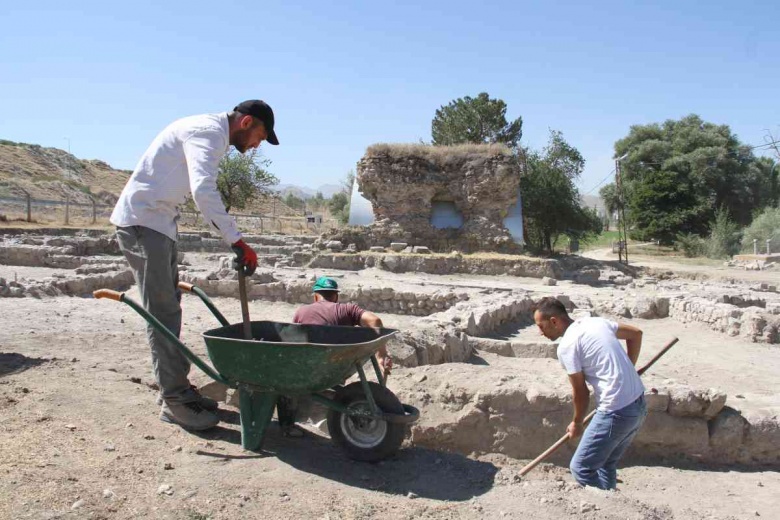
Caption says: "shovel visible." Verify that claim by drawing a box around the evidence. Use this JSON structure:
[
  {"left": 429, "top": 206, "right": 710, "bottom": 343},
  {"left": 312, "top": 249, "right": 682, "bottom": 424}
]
[
  {"left": 237, "top": 268, "right": 252, "bottom": 340},
  {"left": 518, "top": 337, "right": 679, "bottom": 477}
]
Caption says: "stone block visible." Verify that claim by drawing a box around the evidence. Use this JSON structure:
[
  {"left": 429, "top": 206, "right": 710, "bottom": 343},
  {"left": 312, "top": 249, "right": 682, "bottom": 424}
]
[
  {"left": 468, "top": 336, "right": 513, "bottom": 357},
  {"left": 413, "top": 246, "right": 431, "bottom": 254},
  {"left": 574, "top": 268, "right": 600, "bottom": 284},
  {"left": 369, "top": 246, "right": 385, "bottom": 252},
  {"left": 541, "top": 276, "right": 557, "bottom": 286},
  {"left": 326, "top": 240, "right": 343, "bottom": 252},
  {"left": 708, "top": 407, "right": 748, "bottom": 454},
  {"left": 634, "top": 412, "right": 710, "bottom": 457},
  {"left": 667, "top": 386, "right": 726, "bottom": 418},
  {"left": 509, "top": 342, "right": 558, "bottom": 359},
  {"left": 389, "top": 242, "right": 407, "bottom": 252},
  {"left": 629, "top": 296, "right": 657, "bottom": 319},
  {"left": 644, "top": 389, "right": 670, "bottom": 412}
]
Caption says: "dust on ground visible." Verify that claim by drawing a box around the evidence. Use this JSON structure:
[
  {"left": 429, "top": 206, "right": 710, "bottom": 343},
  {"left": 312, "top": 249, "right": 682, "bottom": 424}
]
[{"left": 1, "top": 260, "right": 779, "bottom": 519}]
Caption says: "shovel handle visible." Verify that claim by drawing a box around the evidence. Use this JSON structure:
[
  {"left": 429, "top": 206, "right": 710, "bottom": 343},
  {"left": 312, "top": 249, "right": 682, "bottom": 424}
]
[
  {"left": 93, "top": 289, "right": 123, "bottom": 301},
  {"left": 238, "top": 269, "right": 252, "bottom": 340},
  {"left": 517, "top": 337, "right": 679, "bottom": 477}
]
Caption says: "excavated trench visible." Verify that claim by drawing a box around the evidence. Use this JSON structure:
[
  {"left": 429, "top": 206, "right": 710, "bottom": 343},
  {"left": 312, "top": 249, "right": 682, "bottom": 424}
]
[{"left": 2, "top": 230, "right": 779, "bottom": 468}]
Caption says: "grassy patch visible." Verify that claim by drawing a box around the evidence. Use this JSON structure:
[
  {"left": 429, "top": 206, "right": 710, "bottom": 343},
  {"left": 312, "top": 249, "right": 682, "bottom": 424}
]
[{"left": 580, "top": 230, "right": 621, "bottom": 251}]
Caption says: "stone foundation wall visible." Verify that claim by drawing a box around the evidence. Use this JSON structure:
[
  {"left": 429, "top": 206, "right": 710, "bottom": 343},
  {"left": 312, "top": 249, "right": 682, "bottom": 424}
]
[
  {"left": 391, "top": 361, "right": 780, "bottom": 467},
  {"left": 310, "top": 253, "right": 562, "bottom": 279},
  {"left": 180, "top": 272, "right": 468, "bottom": 317},
  {"left": 0, "top": 269, "right": 133, "bottom": 298},
  {"left": 668, "top": 296, "right": 779, "bottom": 344}
]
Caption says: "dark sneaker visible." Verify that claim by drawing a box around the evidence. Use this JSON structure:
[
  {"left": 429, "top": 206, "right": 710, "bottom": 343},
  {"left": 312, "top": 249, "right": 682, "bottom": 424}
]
[
  {"left": 157, "top": 385, "right": 219, "bottom": 412},
  {"left": 160, "top": 401, "right": 219, "bottom": 431}
]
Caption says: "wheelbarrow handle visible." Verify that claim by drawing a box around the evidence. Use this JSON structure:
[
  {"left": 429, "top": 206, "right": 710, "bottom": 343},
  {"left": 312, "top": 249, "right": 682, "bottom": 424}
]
[
  {"left": 177, "top": 281, "right": 230, "bottom": 327},
  {"left": 93, "top": 289, "right": 124, "bottom": 301},
  {"left": 93, "top": 287, "right": 230, "bottom": 386},
  {"left": 178, "top": 282, "right": 194, "bottom": 292}
]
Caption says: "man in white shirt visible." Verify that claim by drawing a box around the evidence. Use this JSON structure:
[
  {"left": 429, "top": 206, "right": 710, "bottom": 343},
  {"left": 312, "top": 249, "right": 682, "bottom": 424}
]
[
  {"left": 533, "top": 296, "right": 647, "bottom": 490},
  {"left": 110, "top": 100, "right": 278, "bottom": 431}
]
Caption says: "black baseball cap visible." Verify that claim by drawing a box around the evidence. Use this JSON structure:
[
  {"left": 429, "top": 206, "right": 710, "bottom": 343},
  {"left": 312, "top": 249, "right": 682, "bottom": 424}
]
[{"left": 234, "top": 100, "right": 279, "bottom": 145}]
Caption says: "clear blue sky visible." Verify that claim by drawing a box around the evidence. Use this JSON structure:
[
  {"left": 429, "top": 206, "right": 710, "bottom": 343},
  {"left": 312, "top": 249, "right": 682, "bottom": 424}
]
[{"left": 1, "top": 0, "right": 778, "bottom": 195}]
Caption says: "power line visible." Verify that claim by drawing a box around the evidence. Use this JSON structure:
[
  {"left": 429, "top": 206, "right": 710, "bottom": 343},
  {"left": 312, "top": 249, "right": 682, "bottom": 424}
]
[
  {"left": 584, "top": 168, "right": 616, "bottom": 195},
  {"left": 585, "top": 138, "right": 780, "bottom": 194}
]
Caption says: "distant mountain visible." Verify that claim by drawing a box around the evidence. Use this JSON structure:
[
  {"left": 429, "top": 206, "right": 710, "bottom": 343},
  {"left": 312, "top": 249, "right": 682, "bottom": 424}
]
[{"left": 275, "top": 183, "right": 344, "bottom": 199}]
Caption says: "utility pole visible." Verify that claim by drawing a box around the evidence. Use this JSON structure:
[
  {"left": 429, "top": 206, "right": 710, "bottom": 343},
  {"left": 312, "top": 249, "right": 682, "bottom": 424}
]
[{"left": 615, "top": 155, "right": 629, "bottom": 265}]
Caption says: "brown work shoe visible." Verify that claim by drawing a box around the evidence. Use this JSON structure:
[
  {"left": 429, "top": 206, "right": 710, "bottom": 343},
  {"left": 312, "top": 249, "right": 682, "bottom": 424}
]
[
  {"left": 157, "top": 385, "right": 219, "bottom": 411},
  {"left": 160, "top": 401, "right": 219, "bottom": 431}
]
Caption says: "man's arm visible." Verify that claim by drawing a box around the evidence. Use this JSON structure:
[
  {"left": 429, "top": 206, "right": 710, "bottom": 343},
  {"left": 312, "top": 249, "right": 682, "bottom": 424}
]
[
  {"left": 567, "top": 372, "right": 590, "bottom": 439},
  {"left": 183, "top": 130, "right": 241, "bottom": 246},
  {"left": 615, "top": 323, "right": 643, "bottom": 366},
  {"left": 359, "top": 311, "right": 382, "bottom": 328},
  {"left": 359, "top": 311, "right": 392, "bottom": 373}
]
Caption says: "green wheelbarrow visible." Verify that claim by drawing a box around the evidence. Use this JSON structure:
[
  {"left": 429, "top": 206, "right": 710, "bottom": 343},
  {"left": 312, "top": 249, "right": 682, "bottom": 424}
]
[{"left": 93, "top": 282, "right": 419, "bottom": 462}]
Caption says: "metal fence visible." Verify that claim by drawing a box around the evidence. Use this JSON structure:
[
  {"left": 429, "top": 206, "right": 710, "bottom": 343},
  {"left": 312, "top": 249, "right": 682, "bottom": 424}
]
[{"left": 0, "top": 195, "right": 338, "bottom": 235}]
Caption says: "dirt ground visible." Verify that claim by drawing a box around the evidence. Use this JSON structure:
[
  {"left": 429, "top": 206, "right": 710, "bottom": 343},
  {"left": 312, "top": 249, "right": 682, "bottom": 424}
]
[{"left": 2, "top": 262, "right": 780, "bottom": 519}]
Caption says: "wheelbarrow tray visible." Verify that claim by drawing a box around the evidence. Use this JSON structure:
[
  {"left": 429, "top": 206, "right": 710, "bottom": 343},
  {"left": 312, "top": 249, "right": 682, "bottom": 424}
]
[{"left": 202, "top": 321, "right": 397, "bottom": 393}]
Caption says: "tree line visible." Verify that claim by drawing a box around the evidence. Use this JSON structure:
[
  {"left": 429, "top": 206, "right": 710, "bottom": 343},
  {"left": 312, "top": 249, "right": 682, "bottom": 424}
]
[
  {"left": 600, "top": 115, "right": 779, "bottom": 249},
  {"left": 431, "top": 93, "right": 779, "bottom": 255},
  {"left": 212, "top": 92, "right": 778, "bottom": 255}
]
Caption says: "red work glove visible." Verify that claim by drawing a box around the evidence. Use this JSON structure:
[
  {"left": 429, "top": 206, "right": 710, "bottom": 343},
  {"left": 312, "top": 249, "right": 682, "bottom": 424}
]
[{"left": 230, "top": 239, "right": 257, "bottom": 276}]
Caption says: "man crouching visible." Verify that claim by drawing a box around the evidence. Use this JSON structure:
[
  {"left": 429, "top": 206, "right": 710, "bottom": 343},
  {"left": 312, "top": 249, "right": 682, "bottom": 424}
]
[{"left": 533, "top": 296, "right": 647, "bottom": 490}]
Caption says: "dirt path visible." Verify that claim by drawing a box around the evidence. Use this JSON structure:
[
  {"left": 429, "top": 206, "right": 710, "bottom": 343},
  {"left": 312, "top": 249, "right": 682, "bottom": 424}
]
[
  {"left": 583, "top": 248, "right": 777, "bottom": 284},
  {"left": 1, "top": 293, "right": 778, "bottom": 519}
]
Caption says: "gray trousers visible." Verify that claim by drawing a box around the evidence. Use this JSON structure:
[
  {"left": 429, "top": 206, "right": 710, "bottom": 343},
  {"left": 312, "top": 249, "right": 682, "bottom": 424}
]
[{"left": 116, "top": 226, "right": 194, "bottom": 403}]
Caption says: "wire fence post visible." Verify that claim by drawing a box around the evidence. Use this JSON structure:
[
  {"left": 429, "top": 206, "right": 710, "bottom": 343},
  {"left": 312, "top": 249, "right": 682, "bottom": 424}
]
[
  {"left": 91, "top": 197, "right": 97, "bottom": 224},
  {"left": 26, "top": 193, "right": 32, "bottom": 222},
  {"left": 64, "top": 195, "right": 70, "bottom": 225}
]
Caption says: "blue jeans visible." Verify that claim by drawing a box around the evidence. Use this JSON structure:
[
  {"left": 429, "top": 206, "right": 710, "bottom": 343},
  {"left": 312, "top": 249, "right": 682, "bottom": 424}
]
[{"left": 570, "top": 395, "right": 647, "bottom": 490}]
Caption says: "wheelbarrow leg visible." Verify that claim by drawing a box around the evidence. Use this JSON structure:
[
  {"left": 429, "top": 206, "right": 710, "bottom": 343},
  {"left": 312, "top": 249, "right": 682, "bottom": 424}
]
[
  {"left": 354, "top": 362, "right": 380, "bottom": 415},
  {"left": 238, "top": 387, "right": 277, "bottom": 451}
]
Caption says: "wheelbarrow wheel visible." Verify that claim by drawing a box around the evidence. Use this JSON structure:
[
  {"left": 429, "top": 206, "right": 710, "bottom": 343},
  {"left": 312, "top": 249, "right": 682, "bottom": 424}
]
[{"left": 327, "top": 382, "right": 405, "bottom": 462}]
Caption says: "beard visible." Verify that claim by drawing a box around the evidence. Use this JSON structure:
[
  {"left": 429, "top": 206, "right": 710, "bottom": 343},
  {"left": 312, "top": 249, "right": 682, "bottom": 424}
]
[{"left": 232, "top": 130, "right": 251, "bottom": 153}]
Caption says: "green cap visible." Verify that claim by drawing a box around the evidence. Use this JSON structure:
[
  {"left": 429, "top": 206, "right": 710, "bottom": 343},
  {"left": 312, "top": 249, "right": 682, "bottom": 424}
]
[{"left": 312, "top": 276, "right": 339, "bottom": 292}]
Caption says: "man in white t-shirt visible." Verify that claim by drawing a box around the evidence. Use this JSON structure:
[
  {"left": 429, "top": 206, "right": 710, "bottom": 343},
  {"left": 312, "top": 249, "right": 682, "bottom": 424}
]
[
  {"left": 110, "top": 100, "right": 278, "bottom": 431},
  {"left": 533, "top": 296, "right": 647, "bottom": 490}
]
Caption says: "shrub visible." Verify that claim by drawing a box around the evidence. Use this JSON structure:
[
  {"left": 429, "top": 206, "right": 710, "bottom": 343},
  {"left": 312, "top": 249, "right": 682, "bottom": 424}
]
[
  {"left": 705, "top": 207, "right": 742, "bottom": 259},
  {"left": 675, "top": 232, "right": 706, "bottom": 257},
  {"left": 741, "top": 207, "right": 780, "bottom": 253}
]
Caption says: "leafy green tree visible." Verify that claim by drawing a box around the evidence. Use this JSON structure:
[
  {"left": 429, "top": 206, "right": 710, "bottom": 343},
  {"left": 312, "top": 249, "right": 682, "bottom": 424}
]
[
  {"left": 216, "top": 148, "right": 277, "bottom": 212},
  {"left": 521, "top": 130, "right": 602, "bottom": 253},
  {"left": 599, "top": 183, "right": 620, "bottom": 215},
  {"left": 325, "top": 170, "right": 354, "bottom": 225},
  {"left": 309, "top": 191, "right": 325, "bottom": 210},
  {"left": 431, "top": 93, "right": 522, "bottom": 148},
  {"left": 614, "top": 114, "right": 775, "bottom": 243},
  {"left": 328, "top": 191, "right": 350, "bottom": 225}
]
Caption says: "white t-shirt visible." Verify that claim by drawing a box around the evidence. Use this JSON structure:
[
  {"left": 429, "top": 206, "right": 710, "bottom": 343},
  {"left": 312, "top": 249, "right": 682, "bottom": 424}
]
[
  {"left": 557, "top": 317, "right": 644, "bottom": 412},
  {"left": 110, "top": 112, "right": 241, "bottom": 245}
]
